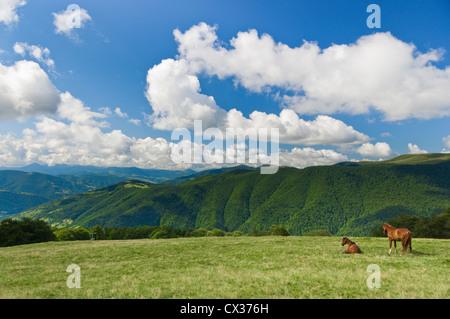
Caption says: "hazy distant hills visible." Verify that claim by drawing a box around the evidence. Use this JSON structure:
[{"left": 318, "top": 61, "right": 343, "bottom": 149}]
[
  {"left": 0, "top": 163, "right": 195, "bottom": 183},
  {"left": 0, "top": 164, "right": 196, "bottom": 219},
  {"left": 15, "top": 154, "right": 450, "bottom": 236}
]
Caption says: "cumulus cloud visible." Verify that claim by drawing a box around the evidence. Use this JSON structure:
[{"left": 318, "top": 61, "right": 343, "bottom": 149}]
[
  {"left": 0, "top": 0, "right": 26, "bottom": 26},
  {"left": 356, "top": 142, "right": 394, "bottom": 158},
  {"left": 407, "top": 143, "right": 428, "bottom": 154},
  {"left": 279, "top": 147, "right": 348, "bottom": 168},
  {"left": 0, "top": 90, "right": 353, "bottom": 170},
  {"left": 225, "top": 109, "right": 369, "bottom": 145},
  {"left": 14, "top": 42, "right": 55, "bottom": 70},
  {"left": 0, "top": 92, "right": 179, "bottom": 169},
  {"left": 174, "top": 23, "right": 450, "bottom": 121},
  {"left": 145, "top": 53, "right": 369, "bottom": 146},
  {"left": 52, "top": 5, "right": 91, "bottom": 38},
  {"left": 145, "top": 58, "right": 226, "bottom": 130},
  {"left": 0, "top": 60, "right": 60, "bottom": 121}
]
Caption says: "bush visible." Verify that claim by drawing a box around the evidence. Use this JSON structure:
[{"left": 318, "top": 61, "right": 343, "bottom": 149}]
[
  {"left": 0, "top": 218, "right": 56, "bottom": 247},
  {"left": 55, "top": 227, "right": 90, "bottom": 241},
  {"left": 270, "top": 225, "right": 290, "bottom": 236},
  {"left": 185, "top": 228, "right": 207, "bottom": 237},
  {"left": 150, "top": 225, "right": 180, "bottom": 239},
  {"left": 228, "top": 231, "right": 244, "bottom": 237},
  {"left": 206, "top": 228, "right": 226, "bottom": 237}
]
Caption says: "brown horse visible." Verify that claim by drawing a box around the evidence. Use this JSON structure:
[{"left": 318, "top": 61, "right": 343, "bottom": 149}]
[
  {"left": 341, "top": 237, "right": 362, "bottom": 254},
  {"left": 383, "top": 223, "right": 412, "bottom": 256}
]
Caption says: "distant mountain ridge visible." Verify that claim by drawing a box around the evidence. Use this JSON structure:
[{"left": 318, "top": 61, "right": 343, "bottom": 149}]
[
  {"left": 15, "top": 154, "right": 450, "bottom": 236},
  {"left": 0, "top": 163, "right": 196, "bottom": 183},
  {"left": 0, "top": 163, "right": 254, "bottom": 218}
]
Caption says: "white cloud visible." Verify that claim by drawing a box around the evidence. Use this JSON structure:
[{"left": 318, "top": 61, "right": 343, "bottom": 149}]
[
  {"left": 441, "top": 135, "right": 450, "bottom": 153},
  {"left": 14, "top": 42, "right": 55, "bottom": 70},
  {"left": 145, "top": 58, "right": 226, "bottom": 130},
  {"left": 356, "top": 142, "right": 394, "bottom": 158},
  {"left": 174, "top": 23, "right": 450, "bottom": 121},
  {"left": 279, "top": 147, "right": 348, "bottom": 168},
  {"left": 0, "top": 91, "right": 354, "bottom": 170},
  {"left": 128, "top": 118, "right": 141, "bottom": 126},
  {"left": 225, "top": 108, "right": 369, "bottom": 145},
  {"left": 443, "top": 135, "right": 450, "bottom": 149},
  {"left": 114, "top": 107, "right": 128, "bottom": 118},
  {"left": 52, "top": 5, "right": 91, "bottom": 38},
  {"left": 0, "top": 60, "right": 60, "bottom": 121},
  {"left": 407, "top": 143, "right": 428, "bottom": 154},
  {"left": 0, "top": 0, "right": 26, "bottom": 26},
  {"left": 0, "top": 92, "right": 181, "bottom": 169},
  {"left": 145, "top": 56, "right": 369, "bottom": 146}
]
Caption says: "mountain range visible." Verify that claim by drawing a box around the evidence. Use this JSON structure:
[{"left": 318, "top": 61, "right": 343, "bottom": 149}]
[
  {"left": 0, "top": 164, "right": 195, "bottom": 219},
  {"left": 14, "top": 153, "right": 450, "bottom": 236}
]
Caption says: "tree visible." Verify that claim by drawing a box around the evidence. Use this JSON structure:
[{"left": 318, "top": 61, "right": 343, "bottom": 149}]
[
  {"left": 0, "top": 218, "right": 56, "bottom": 247},
  {"left": 55, "top": 227, "right": 90, "bottom": 241},
  {"left": 90, "top": 225, "right": 106, "bottom": 240},
  {"left": 270, "top": 225, "right": 290, "bottom": 236}
]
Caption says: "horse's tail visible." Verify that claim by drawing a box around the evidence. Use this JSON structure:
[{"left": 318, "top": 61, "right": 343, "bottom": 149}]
[{"left": 407, "top": 232, "right": 412, "bottom": 253}]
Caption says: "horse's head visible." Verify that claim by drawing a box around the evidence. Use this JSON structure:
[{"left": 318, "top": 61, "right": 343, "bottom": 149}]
[
  {"left": 341, "top": 237, "right": 348, "bottom": 246},
  {"left": 383, "top": 224, "right": 389, "bottom": 234}
]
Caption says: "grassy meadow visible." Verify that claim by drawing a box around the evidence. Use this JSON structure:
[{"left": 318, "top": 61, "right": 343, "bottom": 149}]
[{"left": 0, "top": 236, "right": 448, "bottom": 299}]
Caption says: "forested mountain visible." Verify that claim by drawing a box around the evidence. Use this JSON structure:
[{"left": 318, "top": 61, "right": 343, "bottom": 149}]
[
  {"left": 0, "top": 165, "right": 198, "bottom": 219},
  {"left": 16, "top": 154, "right": 450, "bottom": 236},
  {"left": 0, "top": 169, "right": 137, "bottom": 219}
]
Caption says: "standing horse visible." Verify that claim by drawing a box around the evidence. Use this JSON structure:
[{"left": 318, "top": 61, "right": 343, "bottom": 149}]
[
  {"left": 383, "top": 223, "right": 412, "bottom": 256},
  {"left": 341, "top": 237, "right": 362, "bottom": 254}
]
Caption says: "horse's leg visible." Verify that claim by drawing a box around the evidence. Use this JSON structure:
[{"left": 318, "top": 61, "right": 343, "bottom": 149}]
[
  {"left": 389, "top": 238, "right": 392, "bottom": 254},
  {"left": 408, "top": 235, "right": 413, "bottom": 256},
  {"left": 393, "top": 240, "right": 397, "bottom": 254},
  {"left": 400, "top": 239, "right": 406, "bottom": 256}
]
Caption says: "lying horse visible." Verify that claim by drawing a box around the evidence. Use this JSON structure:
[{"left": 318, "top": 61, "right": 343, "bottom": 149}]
[
  {"left": 341, "top": 237, "right": 362, "bottom": 254},
  {"left": 383, "top": 223, "right": 412, "bottom": 256}
]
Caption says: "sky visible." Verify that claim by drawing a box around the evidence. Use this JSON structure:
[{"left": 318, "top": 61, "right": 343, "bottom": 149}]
[{"left": 0, "top": 0, "right": 449, "bottom": 170}]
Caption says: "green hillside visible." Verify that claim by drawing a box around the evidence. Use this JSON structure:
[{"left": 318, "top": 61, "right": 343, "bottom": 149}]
[
  {"left": 0, "top": 190, "right": 49, "bottom": 219},
  {"left": 337, "top": 153, "right": 450, "bottom": 166},
  {"left": 16, "top": 154, "right": 450, "bottom": 236},
  {"left": 0, "top": 170, "right": 128, "bottom": 219}
]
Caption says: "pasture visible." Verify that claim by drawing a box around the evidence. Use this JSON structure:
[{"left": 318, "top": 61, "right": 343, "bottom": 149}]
[{"left": 0, "top": 236, "right": 448, "bottom": 298}]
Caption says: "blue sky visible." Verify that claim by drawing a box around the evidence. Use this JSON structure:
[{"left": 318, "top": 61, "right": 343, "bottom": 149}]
[{"left": 0, "top": 0, "right": 449, "bottom": 169}]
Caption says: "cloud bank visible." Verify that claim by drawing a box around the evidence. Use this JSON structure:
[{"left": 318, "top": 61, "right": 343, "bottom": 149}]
[{"left": 172, "top": 23, "right": 450, "bottom": 121}]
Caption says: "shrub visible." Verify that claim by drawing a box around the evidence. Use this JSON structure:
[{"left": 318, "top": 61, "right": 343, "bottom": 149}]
[
  {"left": 270, "top": 225, "right": 290, "bottom": 236},
  {"left": 206, "top": 228, "right": 226, "bottom": 237},
  {"left": 55, "top": 227, "right": 90, "bottom": 241},
  {"left": 228, "top": 231, "right": 244, "bottom": 237}
]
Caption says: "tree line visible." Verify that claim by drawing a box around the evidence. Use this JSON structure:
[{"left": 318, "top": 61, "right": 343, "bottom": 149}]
[
  {"left": 0, "top": 208, "right": 448, "bottom": 247},
  {"left": 0, "top": 219, "right": 290, "bottom": 247}
]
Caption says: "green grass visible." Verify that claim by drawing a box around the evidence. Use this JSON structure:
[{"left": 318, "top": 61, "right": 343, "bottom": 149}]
[{"left": 0, "top": 236, "right": 448, "bottom": 299}]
